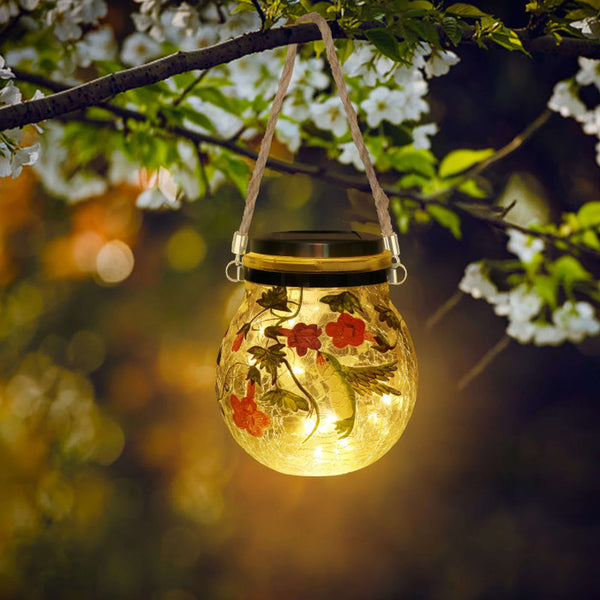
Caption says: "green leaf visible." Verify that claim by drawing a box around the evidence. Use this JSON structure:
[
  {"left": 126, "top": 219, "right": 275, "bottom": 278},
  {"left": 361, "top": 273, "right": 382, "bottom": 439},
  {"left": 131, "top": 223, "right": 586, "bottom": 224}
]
[
  {"left": 438, "top": 148, "right": 494, "bottom": 178},
  {"left": 458, "top": 178, "right": 488, "bottom": 198},
  {"left": 335, "top": 38, "right": 355, "bottom": 66},
  {"left": 319, "top": 291, "right": 363, "bottom": 314},
  {"left": 442, "top": 16, "right": 462, "bottom": 45},
  {"left": 427, "top": 204, "right": 462, "bottom": 238},
  {"left": 248, "top": 344, "right": 286, "bottom": 382},
  {"left": 446, "top": 3, "right": 489, "bottom": 17},
  {"left": 247, "top": 365, "right": 262, "bottom": 386},
  {"left": 365, "top": 28, "right": 403, "bottom": 62},
  {"left": 374, "top": 304, "right": 402, "bottom": 331},
  {"left": 262, "top": 388, "right": 309, "bottom": 412},
  {"left": 551, "top": 256, "right": 593, "bottom": 293},
  {"left": 577, "top": 201, "right": 600, "bottom": 226},
  {"left": 488, "top": 27, "right": 528, "bottom": 54},
  {"left": 264, "top": 325, "right": 283, "bottom": 340},
  {"left": 388, "top": 147, "right": 437, "bottom": 177},
  {"left": 213, "top": 153, "right": 250, "bottom": 196},
  {"left": 534, "top": 275, "right": 558, "bottom": 309},
  {"left": 257, "top": 286, "right": 291, "bottom": 312}
]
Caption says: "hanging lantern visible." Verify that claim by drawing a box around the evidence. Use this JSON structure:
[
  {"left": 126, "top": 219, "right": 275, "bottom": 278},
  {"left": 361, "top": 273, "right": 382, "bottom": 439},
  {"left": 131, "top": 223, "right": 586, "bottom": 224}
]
[
  {"left": 216, "top": 231, "right": 417, "bottom": 476},
  {"left": 215, "top": 13, "right": 418, "bottom": 475}
]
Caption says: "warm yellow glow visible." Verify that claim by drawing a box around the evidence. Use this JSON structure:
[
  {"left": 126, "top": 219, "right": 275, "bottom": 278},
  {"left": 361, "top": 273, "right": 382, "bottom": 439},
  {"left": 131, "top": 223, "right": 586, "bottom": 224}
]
[
  {"left": 95, "top": 240, "right": 134, "bottom": 283},
  {"left": 216, "top": 282, "right": 417, "bottom": 476}
]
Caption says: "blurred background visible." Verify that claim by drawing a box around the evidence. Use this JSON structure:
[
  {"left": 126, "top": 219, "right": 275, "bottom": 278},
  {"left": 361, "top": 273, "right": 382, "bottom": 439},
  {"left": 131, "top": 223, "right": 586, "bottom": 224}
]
[{"left": 1, "top": 3, "right": 599, "bottom": 599}]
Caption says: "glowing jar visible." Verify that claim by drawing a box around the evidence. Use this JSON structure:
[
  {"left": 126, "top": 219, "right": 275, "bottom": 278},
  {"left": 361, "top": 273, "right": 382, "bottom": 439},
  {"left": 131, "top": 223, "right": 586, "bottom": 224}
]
[{"left": 216, "top": 231, "right": 417, "bottom": 476}]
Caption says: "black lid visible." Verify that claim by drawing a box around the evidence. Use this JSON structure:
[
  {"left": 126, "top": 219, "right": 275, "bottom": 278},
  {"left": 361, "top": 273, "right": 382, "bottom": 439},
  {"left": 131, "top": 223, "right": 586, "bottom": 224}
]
[{"left": 249, "top": 231, "right": 383, "bottom": 258}]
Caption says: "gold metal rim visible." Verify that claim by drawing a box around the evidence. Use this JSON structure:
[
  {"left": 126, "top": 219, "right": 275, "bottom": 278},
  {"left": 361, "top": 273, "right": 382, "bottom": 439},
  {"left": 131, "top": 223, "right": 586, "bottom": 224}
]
[{"left": 243, "top": 251, "right": 392, "bottom": 273}]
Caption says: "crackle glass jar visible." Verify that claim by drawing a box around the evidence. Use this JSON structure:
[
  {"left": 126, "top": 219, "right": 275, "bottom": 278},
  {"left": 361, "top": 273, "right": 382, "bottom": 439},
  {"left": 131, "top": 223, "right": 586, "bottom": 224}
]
[{"left": 216, "top": 231, "right": 417, "bottom": 476}]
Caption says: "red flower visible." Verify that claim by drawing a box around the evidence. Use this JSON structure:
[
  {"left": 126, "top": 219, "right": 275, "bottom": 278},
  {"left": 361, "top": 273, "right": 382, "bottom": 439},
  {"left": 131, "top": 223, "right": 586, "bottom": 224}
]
[
  {"left": 325, "top": 312, "right": 366, "bottom": 348},
  {"left": 230, "top": 381, "right": 270, "bottom": 437},
  {"left": 279, "top": 323, "right": 322, "bottom": 357},
  {"left": 231, "top": 323, "right": 250, "bottom": 352}
]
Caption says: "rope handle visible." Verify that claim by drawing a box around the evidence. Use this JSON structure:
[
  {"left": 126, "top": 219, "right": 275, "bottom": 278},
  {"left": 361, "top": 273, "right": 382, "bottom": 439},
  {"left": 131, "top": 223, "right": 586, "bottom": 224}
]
[{"left": 228, "top": 12, "right": 406, "bottom": 285}]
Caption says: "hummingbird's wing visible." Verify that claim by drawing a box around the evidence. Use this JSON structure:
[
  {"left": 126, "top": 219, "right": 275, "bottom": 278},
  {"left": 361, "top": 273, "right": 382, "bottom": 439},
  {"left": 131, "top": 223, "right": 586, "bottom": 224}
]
[{"left": 342, "top": 360, "right": 402, "bottom": 397}]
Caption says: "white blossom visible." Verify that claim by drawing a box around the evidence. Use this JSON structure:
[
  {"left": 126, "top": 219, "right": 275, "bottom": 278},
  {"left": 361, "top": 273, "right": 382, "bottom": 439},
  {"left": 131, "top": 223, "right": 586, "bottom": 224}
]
[
  {"left": 276, "top": 118, "right": 301, "bottom": 153},
  {"left": 76, "top": 27, "right": 117, "bottom": 67},
  {"left": 424, "top": 50, "right": 460, "bottom": 78},
  {"left": 494, "top": 284, "right": 542, "bottom": 323},
  {"left": 47, "top": 2, "right": 83, "bottom": 42},
  {"left": 506, "top": 319, "right": 536, "bottom": 343},
  {"left": 459, "top": 262, "right": 499, "bottom": 302},
  {"left": 360, "top": 87, "right": 407, "bottom": 127},
  {"left": 412, "top": 123, "right": 437, "bottom": 150},
  {"left": 532, "top": 324, "right": 568, "bottom": 346},
  {"left": 74, "top": 0, "right": 107, "bottom": 24},
  {"left": 310, "top": 97, "right": 348, "bottom": 138},
  {"left": 338, "top": 141, "right": 375, "bottom": 172},
  {"left": 0, "top": 1, "right": 18, "bottom": 25},
  {"left": 0, "top": 55, "right": 14, "bottom": 79},
  {"left": 507, "top": 228, "right": 544, "bottom": 263},
  {"left": 576, "top": 57, "right": 600, "bottom": 89},
  {"left": 184, "top": 96, "right": 243, "bottom": 139},
  {"left": 570, "top": 18, "right": 600, "bottom": 38},
  {"left": 121, "top": 32, "right": 162, "bottom": 66},
  {"left": 548, "top": 81, "right": 587, "bottom": 119},
  {"left": 552, "top": 301, "right": 600, "bottom": 342},
  {"left": 578, "top": 106, "right": 600, "bottom": 135},
  {"left": 0, "top": 80, "right": 21, "bottom": 105}
]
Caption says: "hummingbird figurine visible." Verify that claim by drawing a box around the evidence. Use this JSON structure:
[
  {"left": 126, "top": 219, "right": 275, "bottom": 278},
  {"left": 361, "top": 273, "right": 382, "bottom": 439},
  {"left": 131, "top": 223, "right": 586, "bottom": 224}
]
[{"left": 315, "top": 351, "right": 402, "bottom": 438}]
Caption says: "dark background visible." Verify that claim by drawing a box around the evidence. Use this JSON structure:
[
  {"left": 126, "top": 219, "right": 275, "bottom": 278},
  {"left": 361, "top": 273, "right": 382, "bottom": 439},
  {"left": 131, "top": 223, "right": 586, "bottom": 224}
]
[{"left": 0, "top": 2, "right": 598, "bottom": 599}]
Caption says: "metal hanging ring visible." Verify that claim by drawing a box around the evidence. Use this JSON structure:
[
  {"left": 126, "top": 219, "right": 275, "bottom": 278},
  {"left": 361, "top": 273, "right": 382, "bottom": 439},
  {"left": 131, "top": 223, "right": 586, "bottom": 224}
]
[{"left": 226, "top": 260, "right": 243, "bottom": 283}]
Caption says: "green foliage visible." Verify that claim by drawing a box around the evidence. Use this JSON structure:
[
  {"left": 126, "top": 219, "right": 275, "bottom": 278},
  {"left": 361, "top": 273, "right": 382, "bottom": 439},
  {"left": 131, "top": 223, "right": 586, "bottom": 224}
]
[
  {"left": 257, "top": 287, "right": 292, "bottom": 312},
  {"left": 319, "top": 291, "right": 364, "bottom": 314},
  {"left": 248, "top": 344, "right": 286, "bottom": 382},
  {"left": 262, "top": 388, "right": 310, "bottom": 411},
  {"left": 438, "top": 148, "right": 495, "bottom": 178}
]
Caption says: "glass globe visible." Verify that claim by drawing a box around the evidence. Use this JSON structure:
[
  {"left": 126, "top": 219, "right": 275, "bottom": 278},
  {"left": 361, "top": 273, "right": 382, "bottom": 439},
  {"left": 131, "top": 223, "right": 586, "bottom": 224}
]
[{"left": 216, "top": 232, "right": 417, "bottom": 476}]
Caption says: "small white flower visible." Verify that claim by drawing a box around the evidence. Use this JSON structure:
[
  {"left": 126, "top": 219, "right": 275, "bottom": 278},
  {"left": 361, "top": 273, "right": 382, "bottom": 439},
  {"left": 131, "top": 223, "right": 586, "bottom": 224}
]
[
  {"left": 507, "top": 228, "right": 544, "bottom": 263},
  {"left": 578, "top": 107, "right": 600, "bottom": 135},
  {"left": 424, "top": 50, "right": 460, "bottom": 78},
  {"left": 548, "top": 81, "right": 587, "bottom": 119},
  {"left": 506, "top": 319, "right": 535, "bottom": 343},
  {"left": 459, "top": 262, "right": 499, "bottom": 302},
  {"left": 121, "top": 32, "right": 162, "bottom": 66},
  {"left": 412, "top": 123, "right": 437, "bottom": 150},
  {"left": 171, "top": 2, "right": 200, "bottom": 35},
  {"left": 0, "top": 55, "right": 13, "bottom": 79},
  {"left": 184, "top": 96, "right": 243, "bottom": 139},
  {"left": 0, "top": 80, "right": 21, "bottom": 105},
  {"left": 74, "top": 0, "right": 108, "bottom": 24},
  {"left": 20, "top": 0, "right": 40, "bottom": 10},
  {"left": 576, "top": 57, "right": 600, "bottom": 89},
  {"left": 76, "top": 27, "right": 117, "bottom": 67},
  {"left": 552, "top": 301, "right": 600, "bottom": 343},
  {"left": 48, "top": 4, "right": 83, "bottom": 42},
  {"left": 533, "top": 324, "right": 568, "bottom": 346},
  {"left": 495, "top": 284, "right": 542, "bottom": 322},
  {"left": 276, "top": 118, "right": 301, "bottom": 153},
  {"left": 0, "top": 1, "right": 18, "bottom": 25},
  {"left": 310, "top": 97, "right": 348, "bottom": 138},
  {"left": 360, "top": 87, "right": 406, "bottom": 128},
  {"left": 570, "top": 18, "right": 600, "bottom": 38},
  {"left": 338, "top": 141, "right": 374, "bottom": 172}
]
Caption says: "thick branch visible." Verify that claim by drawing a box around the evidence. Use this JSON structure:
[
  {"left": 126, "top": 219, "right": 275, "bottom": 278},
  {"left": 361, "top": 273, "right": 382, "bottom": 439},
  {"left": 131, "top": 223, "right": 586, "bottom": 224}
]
[{"left": 3, "top": 21, "right": 600, "bottom": 132}]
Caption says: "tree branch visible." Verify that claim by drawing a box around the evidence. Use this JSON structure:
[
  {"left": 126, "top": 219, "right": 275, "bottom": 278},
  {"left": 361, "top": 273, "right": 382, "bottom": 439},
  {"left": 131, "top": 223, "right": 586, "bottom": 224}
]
[
  {"left": 14, "top": 70, "right": 600, "bottom": 265},
  {"left": 2, "top": 21, "right": 600, "bottom": 133}
]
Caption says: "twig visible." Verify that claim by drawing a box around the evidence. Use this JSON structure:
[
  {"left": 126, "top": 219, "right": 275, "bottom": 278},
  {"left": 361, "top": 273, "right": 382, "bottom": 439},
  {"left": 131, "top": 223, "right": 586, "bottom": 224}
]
[
  {"left": 173, "top": 70, "right": 208, "bottom": 106},
  {"left": 426, "top": 290, "right": 463, "bottom": 331},
  {"left": 458, "top": 335, "right": 511, "bottom": 390},
  {"left": 250, "top": 0, "right": 266, "bottom": 30},
  {"left": 465, "top": 109, "right": 553, "bottom": 180}
]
